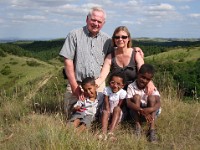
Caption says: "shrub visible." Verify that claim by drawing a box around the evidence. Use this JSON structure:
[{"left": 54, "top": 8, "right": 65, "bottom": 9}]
[
  {"left": 26, "top": 60, "right": 41, "bottom": 67},
  {"left": 1, "top": 65, "right": 11, "bottom": 75},
  {"left": 9, "top": 61, "right": 18, "bottom": 65},
  {"left": 179, "top": 58, "right": 185, "bottom": 62}
]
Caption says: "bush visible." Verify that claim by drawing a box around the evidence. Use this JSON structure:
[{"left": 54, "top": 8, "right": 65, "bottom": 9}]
[
  {"left": 9, "top": 61, "right": 18, "bottom": 65},
  {"left": 26, "top": 60, "right": 41, "bottom": 67},
  {"left": 1, "top": 65, "right": 11, "bottom": 75},
  {"left": 178, "top": 58, "right": 185, "bottom": 62}
]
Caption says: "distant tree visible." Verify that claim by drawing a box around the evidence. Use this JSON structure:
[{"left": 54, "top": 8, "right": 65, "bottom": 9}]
[{"left": 0, "top": 48, "right": 6, "bottom": 57}]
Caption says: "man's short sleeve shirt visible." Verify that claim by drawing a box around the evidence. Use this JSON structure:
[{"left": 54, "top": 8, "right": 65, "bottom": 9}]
[{"left": 59, "top": 26, "right": 112, "bottom": 82}]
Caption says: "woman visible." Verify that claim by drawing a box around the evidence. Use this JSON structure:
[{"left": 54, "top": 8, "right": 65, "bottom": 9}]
[
  {"left": 96, "top": 26, "right": 150, "bottom": 90},
  {"left": 96, "top": 26, "right": 155, "bottom": 140}
]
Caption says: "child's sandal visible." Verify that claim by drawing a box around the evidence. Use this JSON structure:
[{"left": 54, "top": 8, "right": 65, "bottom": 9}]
[
  {"left": 97, "top": 133, "right": 107, "bottom": 141},
  {"left": 107, "top": 132, "right": 117, "bottom": 141}
]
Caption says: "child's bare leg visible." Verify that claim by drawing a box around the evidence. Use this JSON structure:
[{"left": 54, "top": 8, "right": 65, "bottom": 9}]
[
  {"left": 131, "top": 95, "right": 142, "bottom": 129},
  {"left": 77, "top": 124, "right": 87, "bottom": 134},
  {"left": 147, "top": 95, "right": 160, "bottom": 142},
  {"left": 109, "top": 106, "right": 121, "bottom": 133},
  {"left": 101, "top": 110, "right": 110, "bottom": 134},
  {"left": 73, "top": 119, "right": 81, "bottom": 128},
  {"left": 147, "top": 95, "right": 157, "bottom": 130}
]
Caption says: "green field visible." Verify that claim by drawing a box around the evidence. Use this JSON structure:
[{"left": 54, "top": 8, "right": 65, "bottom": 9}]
[
  {"left": 145, "top": 47, "right": 200, "bottom": 63},
  {"left": 0, "top": 40, "right": 200, "bottom": 149},
  {"left": 0, "top": 54, "right": 59, "bottom": 89}
]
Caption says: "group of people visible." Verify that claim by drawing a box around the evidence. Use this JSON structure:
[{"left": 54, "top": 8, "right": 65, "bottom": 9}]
[{"left": 59, "top": 7, "right": 161, "bottom": 143}]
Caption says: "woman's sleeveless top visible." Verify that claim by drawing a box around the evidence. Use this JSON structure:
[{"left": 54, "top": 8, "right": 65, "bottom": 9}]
[{"left": 110, "top": 48, "right": 137, "bottom": 89}]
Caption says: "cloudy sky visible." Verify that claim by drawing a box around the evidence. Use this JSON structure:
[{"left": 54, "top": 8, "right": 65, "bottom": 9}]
[{"left": 0, "top": 0, "right": 200, "bottom": 40}]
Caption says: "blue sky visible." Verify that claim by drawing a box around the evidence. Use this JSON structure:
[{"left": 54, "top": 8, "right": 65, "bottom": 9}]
[{"left": 0, "top": 0, "right": 200, "bottom": 40}]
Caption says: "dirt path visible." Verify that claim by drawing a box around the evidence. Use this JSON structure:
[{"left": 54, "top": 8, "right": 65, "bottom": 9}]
[{"left": 24, "top": 74, "right": 53, "bottom": 102}]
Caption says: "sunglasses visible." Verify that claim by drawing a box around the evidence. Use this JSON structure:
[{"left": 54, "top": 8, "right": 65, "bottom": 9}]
[{"left": 113, "top": 36, "right": 128, "bottom": 39}]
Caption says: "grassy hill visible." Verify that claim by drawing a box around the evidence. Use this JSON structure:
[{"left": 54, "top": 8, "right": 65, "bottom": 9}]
[
  {"left": 145, "top": 46, "right": 200, "bottom": 100},
  {"left": 0, "top": 61, "right": 199, "bottom": 150},
  {"left": 145, "top": 47, "right": 200, "bottom": 63},
  {"left": 0, "top": 40, "right": 200, "bottom": 149},
  {"left": 0, "top": 54, "right": 58, "bottom": 88}
]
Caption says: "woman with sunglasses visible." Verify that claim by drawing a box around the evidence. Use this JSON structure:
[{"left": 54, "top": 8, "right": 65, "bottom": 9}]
[
  {"left": 95, "top": 26, "right": 155, "bottom": 138},
  {"left": 96, "top": 26, "right": 154, "bottom": 92}
]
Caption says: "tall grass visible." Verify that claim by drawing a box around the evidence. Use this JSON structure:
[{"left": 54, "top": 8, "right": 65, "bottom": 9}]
[{"left": 1, "top": 69, "right": 200, "bottom": 150}]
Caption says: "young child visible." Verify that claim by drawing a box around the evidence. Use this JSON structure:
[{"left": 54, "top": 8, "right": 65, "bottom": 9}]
[
  {"left": 69, "top": 77, "right": 103, "bottom": 133},
  {"left": 99, "top": 72, "right": 127, "bottom": 140},
  {"left": 126, "top": 64, "right": 161, "bottom": 143}
]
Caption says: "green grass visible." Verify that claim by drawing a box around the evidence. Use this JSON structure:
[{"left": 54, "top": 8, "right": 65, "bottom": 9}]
[
  {"left": 1, "top": 92, "right": 200, "bottom": 149},
  {"left": 0, "top": 65, "right": 200, "bottom": 150},
  {"left": 0, "top": 45, "right": 200, "bottom": 149}
]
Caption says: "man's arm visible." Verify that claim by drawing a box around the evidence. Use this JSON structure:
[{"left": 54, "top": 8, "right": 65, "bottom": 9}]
[{"left": 64, "top": 58, "right": 83, "bottom": 99}]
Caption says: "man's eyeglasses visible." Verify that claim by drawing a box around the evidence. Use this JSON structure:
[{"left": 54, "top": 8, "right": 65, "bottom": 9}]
[{"left": 113, "top": 36, "right": 128, "bottom": 40}]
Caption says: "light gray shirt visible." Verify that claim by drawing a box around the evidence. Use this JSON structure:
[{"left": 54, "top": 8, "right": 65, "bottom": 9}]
[
  {"left": 59, "top": 26, "right": 112, "bottom": 82},
  {"left": 73, "top": 92, "right": 104, "bottom": 116},
  {"left": 127, "top": 81, "right": 160, "bottom": 107}
]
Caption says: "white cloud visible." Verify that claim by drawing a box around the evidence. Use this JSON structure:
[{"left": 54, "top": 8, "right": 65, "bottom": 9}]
[
  {"left": 82, "top": 3, "right": 102, "bottom": 8},
  {"left": 23, "top": 15, "right": 46, "bottom": 20},
  {"left": 170, "top": 0, "right": 193, "bottom": 2},
  {"left": 179, "top": 5, "right": 190, "bottom": 10},
  {"left": 148, "top": 3, "right": 175, "bottom": 11},
  {"left": 10, "top": 0, "right": 75, "bottom": 7},
  {"left": 121, "top": 21, "right": 134, "bottom": 25},
  {"left": 135, "top": 18, "right": 146, "bottom": 25},
  {"left": 189, "top": 13, "right": 200, "bottom": 18},
  {"left": 0, "top": 0, "right": 200, "bottom": 39},
  {"left": 127, "top": 0, "right": 140, "bottom": 6},
  {"left": 142, "top": 3, "right": 181, "bottom": 22}
]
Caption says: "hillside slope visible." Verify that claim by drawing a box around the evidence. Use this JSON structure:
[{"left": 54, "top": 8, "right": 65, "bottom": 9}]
[
  {"left": 145, "top": 46, "right": 200, "bottom": 62},
  {"left": 0, "top": 54, "right": 60, "bottom": 90},
  {"left": 145, "top": 46, "right": 200, "bottom": 99}
]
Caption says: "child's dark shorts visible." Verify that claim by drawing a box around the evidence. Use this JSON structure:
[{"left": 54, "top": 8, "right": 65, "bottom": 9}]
[{"left": 70, "top": 112, "right": 94, "bottom": 128}]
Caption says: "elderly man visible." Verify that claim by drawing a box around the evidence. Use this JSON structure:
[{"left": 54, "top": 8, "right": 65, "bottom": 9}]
[{"left": 59, "top": 7, "right": 112, "bottom": 118}]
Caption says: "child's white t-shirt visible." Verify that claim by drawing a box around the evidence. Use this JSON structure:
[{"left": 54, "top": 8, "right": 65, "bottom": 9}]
[
  {"left": 103, "top": 86, "right": 127, "bottom": 113},
  {"left": 126, "top": 81, "right": 160, "bottom": 107}
]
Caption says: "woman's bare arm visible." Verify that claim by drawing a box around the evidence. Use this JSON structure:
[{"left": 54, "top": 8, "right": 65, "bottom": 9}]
[{"left": 95, "top": 54, "right": 112, "bottom": 87}]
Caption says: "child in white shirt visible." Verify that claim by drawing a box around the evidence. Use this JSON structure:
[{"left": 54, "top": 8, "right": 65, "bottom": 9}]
[{"left": 99, "top": 72, "right": 127, "bottom": 140}]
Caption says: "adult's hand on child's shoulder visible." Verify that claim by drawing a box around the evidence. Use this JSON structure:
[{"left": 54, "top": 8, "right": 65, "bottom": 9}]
[
  {"left": 146, "top": 81, "right": 156, "bottom": 95},
  {"left": 134, "top": 47, "right": 144, "bottom": 58},
  {"left": 72, "top": 86, "right": 85, "bottom": 100}
]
